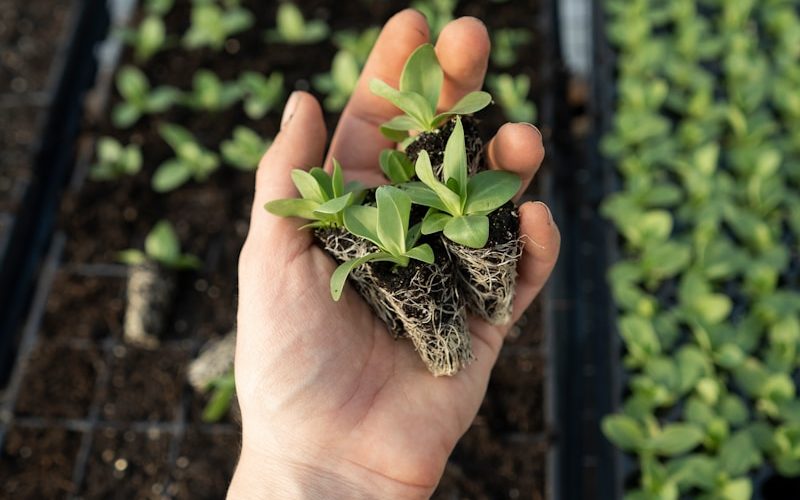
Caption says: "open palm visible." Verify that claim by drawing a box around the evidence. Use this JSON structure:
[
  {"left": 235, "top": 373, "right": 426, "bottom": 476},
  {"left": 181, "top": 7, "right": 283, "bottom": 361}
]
[{"left": 231, "top": 10, "right": 560, "bottom": 499}]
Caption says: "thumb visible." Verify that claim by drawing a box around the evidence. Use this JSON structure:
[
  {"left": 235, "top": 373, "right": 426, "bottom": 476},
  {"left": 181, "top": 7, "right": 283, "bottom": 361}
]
[{"left": 245, "top": 91, "right": 328, "bottom": 254}]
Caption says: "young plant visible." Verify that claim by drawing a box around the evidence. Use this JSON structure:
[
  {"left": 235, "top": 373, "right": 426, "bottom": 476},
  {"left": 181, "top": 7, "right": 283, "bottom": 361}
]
[
  {"left": 330, "top": 186, "right": 434, "bottom": 301},
  {"left": 221, "top": 126, "right": 271, "bottom": 171},
  {"left": 144, "top": 0, "right": 173, "bottom": 15},
  {"left": 370, "top": 44, "right": 492, "bottom": 141},
  {"left": 118, "top": 220, "right": 201, "bottom": 270},
  {"left": 182, "top": 1, "right": 254, "bottom": 51},
  {"left": 264, "top": 2, "right": 329, "bottom": 44},
  {"left": 332, "top": 27, "right": 379, "bottom": 65},
  {"left": 405, "top": 117, "right": 521, "bottom": 248},
  {"left": 379, "top": 149, "right": 415, "bottom": 183},
  {"left": 202, "top": 371, "right": 235, "bottom": 423},
  {"left": 180, "top": 70, "right": 242, "bottom": 111},
  {"left": 490, "top": 29, "right": 532, "bottom": 68},
  {"left": 152, "top": 124, "right": 220, "bottom": 193},
  {"left": 118, "top": 14, "right": 169, "bottom": 63},
  {"left": 239, "top": 71, "right": 284, "bottom": 119},
  {"left": 313, "top": 50, "right": 361, "bottom": 112},
  {"left": 264, "top": 159, "right": 364, "bottom": 229},
  {"left": 89, "top": 137, "right": 142, "bottom": 181},
  {"left": 119, "top": 220, "right": 200, "bottom": 348},
  {"left": 488, "top": 73, "right": 537, "bottom": 123},
  {"left": 112, "top": 66, "right": 179, "bottom": 129}
]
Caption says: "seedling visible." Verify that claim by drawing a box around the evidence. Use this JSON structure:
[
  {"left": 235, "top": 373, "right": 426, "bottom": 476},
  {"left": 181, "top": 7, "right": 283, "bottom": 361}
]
[
  {"left": 265, "top": 2, "right": 329, "bottom": 44},
  {"left": 411, "top": 0, "right": 456, "bottom": 39},
  {"left": 491, "top": 29, "right": 532, "bottom": 68},
  {"left": 89, "top": 137, "right": 142, "bottom": 181},
  {"left": 404, "top": 118, "right": 520, "bottom": 248},
  {"left": 370, "top": 44, "right": 492, "bottom": 141},
  {"left": 332, "top": 27, "right": 379, "bottom": 65},
  {"left": 112, "top": 66, "right": 179, "bottom": 129},
  {"left": 118, "top": 15, "right": 169, "bottom": 63},
  {"left": 118, "top": 220, "right": 201, "bottom": 270},
  {"left": 202, "top": 371, "right": 235, "bottom": 423},
  {"left": 330, "top": 186, "right": 435, "bottom": 301},
  {"left": 488, "top": 74, "right": 537, "bottom": 123},
  {"left": 180, "top": 70, "right": 242, "bottom": 111},
  {"left": 239, "top": 71, "right": 284, "bottom": 120},
  {"left": 144, "top": 0, "right": 173, "bottom": 15},
  {"left": 183, "top": 1, "right": 254, "bottom": 51},
  {"left": 119, "top": 220, "right": 199, "bottom": 348},
  {"left": 379, "top": 149, "right": 415, "bottom": 183},
  {"left": 313, "top": 50, "right": 360, "bottom": 112},
  {"left": 264, "top": 159, "right": 364, "bottom": 229},
  {"left": 221, "top": 126, "right": 271, "bottom": 171},
  {"left": 152, "top": 124, "right": 220, "bottom": 193}
]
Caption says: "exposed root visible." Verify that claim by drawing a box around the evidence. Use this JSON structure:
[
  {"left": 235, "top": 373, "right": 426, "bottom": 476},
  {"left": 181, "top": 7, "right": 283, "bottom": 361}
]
[
  {"left": 315, "top": 227, "right": 473, "bottom": 376},
  {"left": 445, "top": 236, "right": 523, "bottom": 325},
  {"left": 188, "top": 330, "right": 236, "bottom": 393},
  {"left": 123, "top": 261, "right": 176, "bottom": 348}
]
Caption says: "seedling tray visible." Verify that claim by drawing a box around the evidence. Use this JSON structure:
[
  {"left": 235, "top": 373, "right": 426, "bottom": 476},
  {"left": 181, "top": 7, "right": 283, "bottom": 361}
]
[{"left": 0, "top": 0, "right": 110, "bottom": 383}]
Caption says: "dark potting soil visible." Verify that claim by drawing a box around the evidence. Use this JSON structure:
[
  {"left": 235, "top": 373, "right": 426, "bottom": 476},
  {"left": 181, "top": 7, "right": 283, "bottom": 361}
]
[
  {"left": 80, "top": 427, "right": 171, "bottom": 499},
  {"left": 15, "top": 344, "right": 102, "bottom": 419},
  {"left": 404, "top": 115, "right": 484, "bottom": 174},
  {"left": 0, "top": 426, "right": 82, "bottom": 498},
  {"left": 486, "top": 202, "right": 519, "bottom": 248},
  {"left": 0, "top": 104, "right": 42, "bottom": 212},
  {"left": 41, "top": 272, "right": 125, "bottom": 342},
  {"left": 100, "top": 346, "right": 188, "bottom": 422},
  {"left": 170, "top": 427, "right": 240, "bottom": 500}
]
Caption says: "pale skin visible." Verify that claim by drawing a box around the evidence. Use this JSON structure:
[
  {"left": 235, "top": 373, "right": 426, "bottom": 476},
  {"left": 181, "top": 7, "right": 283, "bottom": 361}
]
[{"left": 230, "top": 10, "right": 561, "bottom": 500}]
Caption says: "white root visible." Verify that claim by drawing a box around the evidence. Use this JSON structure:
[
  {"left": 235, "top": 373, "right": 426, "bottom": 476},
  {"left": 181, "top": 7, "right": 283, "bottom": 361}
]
[
  {"left": 123, "top": 261, "right": 176, "bottom": 348},
  {"left": 188, "top": 330, "right": 236, "bottom": 393},
  {"left": 316, "top": 227, "right": 473, "bottom": 376},
  {"left": 445, "top": 236, "right": 523, "bottom": 325}
]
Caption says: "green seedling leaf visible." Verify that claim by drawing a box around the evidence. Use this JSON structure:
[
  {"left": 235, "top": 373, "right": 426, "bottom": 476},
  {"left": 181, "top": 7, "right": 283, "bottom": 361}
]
[
  {"left": 432, "top": 91, "right": 493, "bottom": 127},
  {"left": 331, "top": 159, "right": 345, "bottom": 198},
  {"left": 405, "top": 244, "right": 435, "bottom": 264},
  {"left": 221, "top": 126, "right": 270, "bottom": 171},
  {"left": 602, "top": 414, "right": 645, "bottom": 451},
  {"left": 343, "top": 205, "right": 381, "bottom": 246},
  {"left": 264, "top": 199, "right": 319, "bottom": 219},
  {"left": 379, "top": 115, "right": 419, "bottom": 141},
  {"left": 308, "top": 168, "right": 333, "bottom": 199},
  {"left": 369, "top": 79, "right": 433, "bottom": 128},
  {"left": 152, "top": 160, "right": 192, "bottom": 192},
  {"left": 650, "top": 424, "right": 703, "bottom": 456},
  {"left": 719, "top": 430, "right": 762, "bottom": 476},
  {"left": 403, "top": 182, "right": 449, "bottom": 212},
  {"left": 330, "top": 252, "right": 391, "bottom": 301},
  {"left": 202, "top": 372, "right": 235, "bottom": 423},
  {"left": 376, "top": 186, "right": 411, "bottom": 255},
  {"left": 465, "top": 170, "right": 521, "bottom": 214},
  {"left": 314, "top": 193, "right": 353, "bottom": 215},
  {"left": 442, "top": 117, "right": 468, "bottom": 199},
  {"left": 117, "top": 249, "right": 147, "bottom": 266},
  {"left": 291, "top": 169, "right": 327, "bottom": 203},
  {"left": 443, "top": 215, "right": 490, "bottom": 248},
  {"left": 379, "top": 149, "right": 414, "bottom": 183},
  {"left": 145, "top": 220, "right": 181, "bottom": 265},
  {"left": 400, "top": 43, "right": 442, "bottom": 111},
  {"left": 414, "top": 151, "right": 461, "bottom": 214},
  {"left": 421, "top": 211, "right": 453, "bottom": 235}
]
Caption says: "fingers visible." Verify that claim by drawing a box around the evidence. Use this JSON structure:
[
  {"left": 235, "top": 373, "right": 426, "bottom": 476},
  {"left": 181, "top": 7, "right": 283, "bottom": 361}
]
[
  {"left": 435, "top": 17, "right": 491, "bottom": 110},
  {"left": 245, "top": 91, "right": 327, "bottom": 253},
  {"left": 485, "top": 122, "right": 545, "bottom": 198},
  {"left": 510, "top": 201, "right": 560, "bottom": 323},
  {"left": 326, "top": 9, "right": 429, "bottom": 181}
]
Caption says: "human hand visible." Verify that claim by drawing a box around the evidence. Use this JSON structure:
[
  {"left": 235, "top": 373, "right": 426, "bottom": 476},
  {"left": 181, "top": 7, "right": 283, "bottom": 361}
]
[{"left": 230, "top": 10, "right": 560, "bottom": 499}]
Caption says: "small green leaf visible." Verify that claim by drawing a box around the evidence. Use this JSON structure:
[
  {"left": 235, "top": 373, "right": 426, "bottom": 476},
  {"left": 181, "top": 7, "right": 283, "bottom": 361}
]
[
  {"left": 465, "top": 171, "right": 521, "bottom": 214},
  {"left": 399, "top": 43, "right": 442, "bottom": 111},
  {"left": 650, "top": 424, "right": 703, "bottom": 456},
  {"left": 379, "top": 149, "right": 414, "bottom": 183},
  {"left": 369, "top": 79, "right": 434, "bottom": 128},
  {"left": 602, "top": 414, "right": 645, "bottom": 451},
  {"left": 291, "top": 169, "right": 327, "bottom": 203},
  {"left": 330, "top": 252, "right": 388, "bottom": 301},
  {"left": 152, "top": 160, "right": 192, "bottom": 193},
  {"left": 202, "top": 375, "right": 235, "bottom": 423},
  {"left": 145, "top": 221, "right": 181, "bottom": 265},
  {"left": 405, "top": 244, "right": 434, "bottom": 264},
  {"left": 379, "top": 115, "right": 419, "bottom": 141},
  {"left": 443, "top": 215, "right": 489, "bottom": 248},
  {"left": 118, "top": 249, "right": 147, "bottom": 266},
  {"left": 402, "top": 182, "right": 448, "bottom": 212},
  {"left": 719, "top": 431, "right": 762, "bottom": 476},
  {"left": 421, "top": 212, "right": 452, "bottom": 234},
  {"left": 117, "top": 66, "right": 149, "bottom": 100},
  {"left": 264, "top": 199, "right": 319, "bottom": 219},
  {"left": 376, "top": 186, "right": 411, "bottom": 256},
  {"left": 343, "top": 205, "right": 381, "bottom": 246},
  {"left": 331, "top": 159, "right": 345, "bottom": 198},
  {"left": 314, "top": 193, "right": 352, "bottom": 215},
  {"left": 414, "top": 150, "right": 461, "bottom": 214},
  {"left": 433, "top": 91, "right": 493, "bottom": 126},
  {"left": 442, "top": 117, "right": 467, "bottom": 198},
  {"left": 111, "top": 103, "right": 141, "bottom": 129}
]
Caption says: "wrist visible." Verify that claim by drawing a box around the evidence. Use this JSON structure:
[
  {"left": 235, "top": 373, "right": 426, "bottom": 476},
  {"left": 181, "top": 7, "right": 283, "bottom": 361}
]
[{"left": 227, "top": 441, "right": 433, "bottom": 500}]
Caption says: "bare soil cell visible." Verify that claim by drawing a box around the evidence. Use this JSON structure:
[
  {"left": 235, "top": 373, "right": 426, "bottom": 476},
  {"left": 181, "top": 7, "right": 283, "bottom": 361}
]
[
  {"left": 100, "top": 346, "right": 188, "bottom": 422},
  {"left": 15, "top": 344, "right": 102, "bottom": 419},
  {"left": 170, "top": 427, "right": 240, "bottom": 499},
  {"left": 80, "top": 427, "right": 171, "bottom": 499},
  {"left": 41, "top": 272, "right": 126, "bottom": 342}
]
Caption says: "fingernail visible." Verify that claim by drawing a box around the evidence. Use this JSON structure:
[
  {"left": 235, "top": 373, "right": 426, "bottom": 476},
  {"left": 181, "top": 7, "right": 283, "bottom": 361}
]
[
  {"left": 519, "top": 122, "right": 543, "bottom": 140},
  {"left": 533, "top": 201, "right": 553, "bottom": 225},
  {"left": 281, "top": 91, "right": 301, "bottom": 129}
]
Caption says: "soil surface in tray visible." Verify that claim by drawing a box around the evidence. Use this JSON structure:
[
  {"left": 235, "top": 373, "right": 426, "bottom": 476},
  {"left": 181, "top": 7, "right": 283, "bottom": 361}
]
[
  {"left": 0, "top": 426, "right": 82, "bottom": 498},
  {"left": 14, "top": 343, "right": 103, "bottom": 419},
  {"left": 15, "top": 0, "right": 555, "bottom": 497}
]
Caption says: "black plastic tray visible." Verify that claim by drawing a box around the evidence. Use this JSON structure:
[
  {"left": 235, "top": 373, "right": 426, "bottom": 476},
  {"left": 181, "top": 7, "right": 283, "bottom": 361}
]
[{"left": 0, "top": 0, "right": 111, "bottom": 383}]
